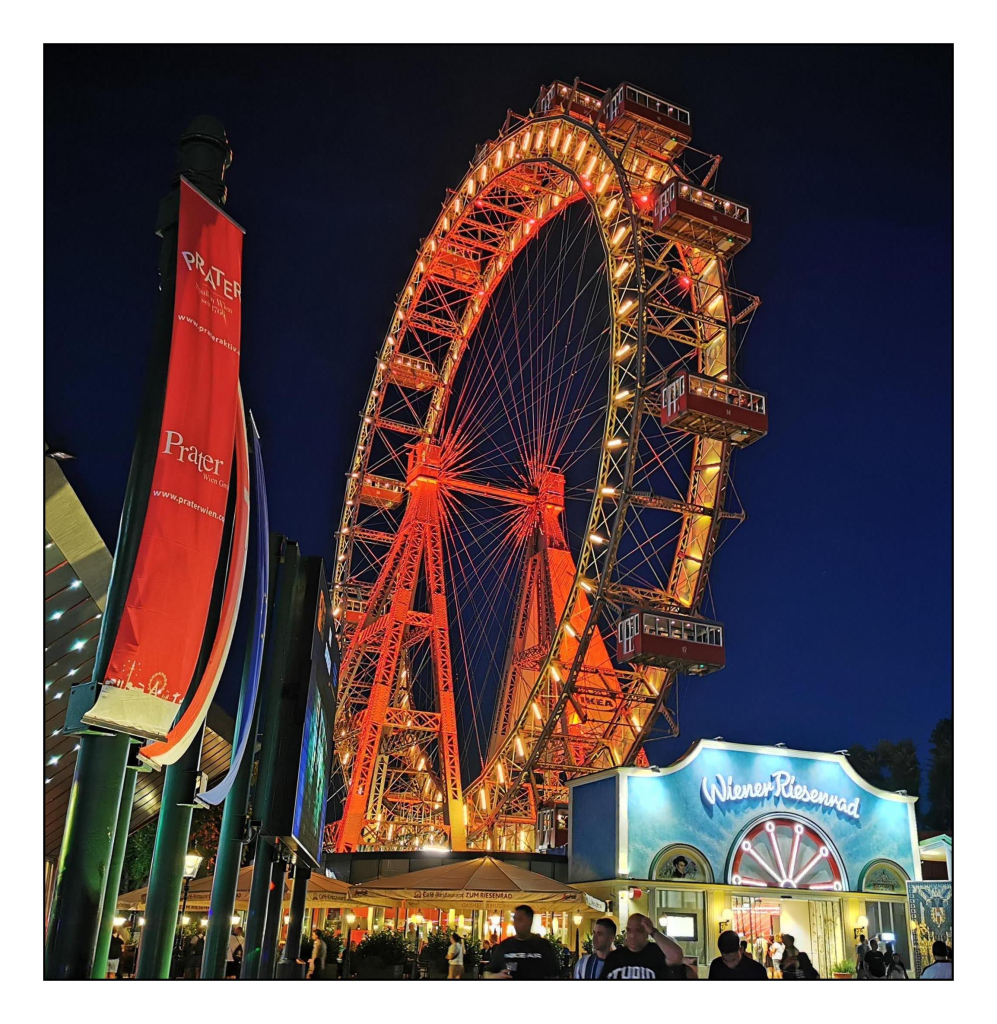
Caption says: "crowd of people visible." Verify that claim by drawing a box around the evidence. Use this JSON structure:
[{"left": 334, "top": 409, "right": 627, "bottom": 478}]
[
  {"left": 854, "top": 932, "right": 951, "bottom": 980},
  {"left": 100, "top": 905, "right": 954, "bottom": 980}
]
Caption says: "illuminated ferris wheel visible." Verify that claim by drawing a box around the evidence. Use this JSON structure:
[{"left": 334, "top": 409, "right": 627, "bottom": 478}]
[{"left": 328, "top": 80, "right": 767, "bottom": 853}]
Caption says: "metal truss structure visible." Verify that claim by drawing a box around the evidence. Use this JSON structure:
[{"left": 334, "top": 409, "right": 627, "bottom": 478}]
[{"left": 327, "top": 79, "right": 764, "bottom": 853}]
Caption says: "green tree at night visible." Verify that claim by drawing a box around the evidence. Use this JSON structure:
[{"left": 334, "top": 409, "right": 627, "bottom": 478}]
[
  {"left": 846, "top": 739, "right": 920, "bottom": 795},
  {"left": 926, "top": 718, "right": 953, "bottom": 831}
]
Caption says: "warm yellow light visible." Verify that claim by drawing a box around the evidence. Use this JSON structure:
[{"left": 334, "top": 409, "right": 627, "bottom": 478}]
[
  {"left": 602, "top": 197, "right": 618, "bottom": 221},
  {"left": 550, "top": 125, "right": 560, "bottom": 148},
  {"left": 139, "top": 917, "right": 145, "bottom": 927},
  {"left": 580, "top": 580, "right": 594, "bottom": 593},
  {"left": 532, "top": 701, "right": 543, "bottom": 720},
  {"left": 574, "top": 137, "right": 588, "bottom": 162},
  {"left": 573, "top": 914, "right": 583, "bottom": 926},
  {"left": 611, "top": 224, "right": 630, "bottom": 246},
  {"left": 346, "top": 912, "right": 357, "bottom": 925},
  {"left": 230, "top": 915, "right": 240, "bottom": 925},
  {"left": 589, "top": 533, "right": 606, "bottom": 545},
  {"left": 113, "top": 916, "right": 126, "bottom": 927},
  {"left": 615, "top": 389, "right": 631, "bottom": 402},
  {"left": 614, "top": 260, "right": 630, "bottom": 280},
  {"left": 616, "top": 298, "right": 634, "bottom": 317},
  {"left": 606, "top": 437, "right": 624, "bottom": 448},
  {"left": 479, "top": 789, "right": 488, "bottom": 809},
  {"left": 182, "top": 916, "right": 190, "bottom": 925},
  {"left": 615, "top": 343, "right": 632, "bottom": 359},
  {"left": 515, "top": 735, "right": 525, "bottom": 757},
  {"left": 466, "top": 177, "right": 475, "bottom": 197},
  {"left": 597, "top": 173, "right": 611, "bottom": 194},
  {"left": 497, "top": 762, "right": 505, "bottom": 784},
  {"left": 550, "top": 665, "right": 561, "bottom": 682},
  {"left": 564, "top": 622, "right": 578, "bottom": 637}
]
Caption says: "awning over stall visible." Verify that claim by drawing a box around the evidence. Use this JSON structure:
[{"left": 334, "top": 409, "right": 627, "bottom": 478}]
[{"left": 348, "top": 855, "right": 605, "bottom": 911}]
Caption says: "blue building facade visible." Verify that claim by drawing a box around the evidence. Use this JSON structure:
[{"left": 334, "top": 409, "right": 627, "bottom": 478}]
[{"left": 568, "top": 740, "right": 920, "bottom": 976}]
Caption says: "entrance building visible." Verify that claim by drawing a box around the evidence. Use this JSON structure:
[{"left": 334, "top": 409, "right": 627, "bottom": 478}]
[{"left": 568, "top": 740, "right": 920, "bottom": 977}]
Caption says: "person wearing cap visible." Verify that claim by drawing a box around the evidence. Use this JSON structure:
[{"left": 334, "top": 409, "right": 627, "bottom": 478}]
[{"left": 708, "top": 930, "right": 769, "bottom": 979}]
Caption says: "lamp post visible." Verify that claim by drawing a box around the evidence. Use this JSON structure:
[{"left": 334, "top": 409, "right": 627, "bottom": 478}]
[
  {"left": 572, "top": 913, "right": 582, "bottom": 962},
  {"left": 344, "top": 911, "right": 356, "bottom": 980},
  {"left": 173, "top": 852, "right": 203, "bottom": 977}
]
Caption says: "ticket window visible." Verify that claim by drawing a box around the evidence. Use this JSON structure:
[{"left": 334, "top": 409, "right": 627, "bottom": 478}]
[{"left": 654, "top": 888, "right": 707, "bottom": 970}]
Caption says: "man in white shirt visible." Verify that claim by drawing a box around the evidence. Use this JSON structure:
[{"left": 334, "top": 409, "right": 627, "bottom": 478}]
[
  {"left": 446, "top": 932, "right": 465, "bottom": 979},
  {"left": 573, "top": 918, "right": 618, "bottom": 980},
  {"left": 920, "top": 940, "right": 953, "bottom": 979}
]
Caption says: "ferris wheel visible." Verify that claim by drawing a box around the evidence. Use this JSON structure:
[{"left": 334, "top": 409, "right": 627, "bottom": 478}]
[{"left": 328, "top": 79, "right": 767, "bottom": 853}]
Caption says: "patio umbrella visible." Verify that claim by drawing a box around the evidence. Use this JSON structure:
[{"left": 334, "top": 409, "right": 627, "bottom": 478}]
[
  {"left": 347, "top": 856, "right": 605, "bottom": 911},
  {"left": 116, "top": 865, "right": 374, "bottom": 911}
]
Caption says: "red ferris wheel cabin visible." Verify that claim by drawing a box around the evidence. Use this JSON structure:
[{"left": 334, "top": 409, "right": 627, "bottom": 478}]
[
  {"left": 661, "top": 370, "right": 768, "bottom": 447},
  {"left": 603, "top": 83, "right": 692, "bottom": 155},
  {"left": 616, "top": 610, "right": 725, "bottom": 676},
  {"left": 536, "top": 80, "right": 606, "bottom": 124},
  {"left": 653, "top": 180, "right": 752, "bottom": 256}
]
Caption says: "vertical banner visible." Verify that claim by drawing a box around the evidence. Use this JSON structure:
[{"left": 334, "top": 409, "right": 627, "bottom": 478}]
[
  {"left": 138, "top": 389, "right": 250, "bottom": 768},
  {"left": 906, "top": 881, "right": 953, "bottom": 977},
  {"left": 84, "top": 178, "right": 245, "bottom": 740}
]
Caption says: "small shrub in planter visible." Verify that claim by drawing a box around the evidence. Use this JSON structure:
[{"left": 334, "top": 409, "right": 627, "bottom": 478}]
[
  {"left": 832, "top": 958, "right": 855, "bottom": 979},
  {"left": 422, "top": 930, "right": 453, "bottom": 978},
  {"left": 354, "top": 930, "right": 413, "bottom": 979},
  {"left": 546, "top": 936, "right": 573, "bottom": 978}
]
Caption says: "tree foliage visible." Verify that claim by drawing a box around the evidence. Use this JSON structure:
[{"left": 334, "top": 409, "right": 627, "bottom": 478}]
[
  {"left": 120, "top": 802, "right": 224, "bottom": 892},
  {"left": 926, "top": 717, "right": 953, "bottom": 831},
  {"left": 846, "top": 739, "right": 921, "bottom": 795}
]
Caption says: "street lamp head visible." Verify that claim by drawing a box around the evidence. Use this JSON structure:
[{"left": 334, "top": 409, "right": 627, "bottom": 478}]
[
  {"left": 572, "top": 914, "right": 583, "bottom": 926},
  {"left": 183, "top": 852, "right": 203, "bottom": 879},
  {"left": 345, "top": 912, "right": 357, "bottom": 926},
  {"left": 178, "top": 115, "right": 233, "bottom": 205}
]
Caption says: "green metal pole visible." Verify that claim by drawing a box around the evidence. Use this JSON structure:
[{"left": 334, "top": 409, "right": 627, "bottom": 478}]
[
  {"left": 199, "top": 715, "right": 257, "bottom": 978},
  {"left": 201, "top": 530, "right": 279, "bottom": 979},
  {"left": 259, "top": 856, "right": 288, "bottom": 980},
  {"left": 45, "top": 118, "right": 235, "bottom": 981},
  {"left": 44, "top": 732, "right": 131, "bottom": 979},
  {"left": 242, "top": 539, "right": 302, "bottom": 978},
  {"left": 277, "top": 861, "right": 311, "bottom": 979},
  {"left": 91, "top": 763, "right": 139, "bottom": 978},
  {"left": 134, "top": 724, "right": 206, "bottom": 978},
  {"left": 242, "top": 839, "right": 276, "bottom": 979}
]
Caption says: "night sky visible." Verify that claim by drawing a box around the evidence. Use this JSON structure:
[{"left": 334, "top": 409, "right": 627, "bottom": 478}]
[{"left": 44, "top": 45, "right": 952, "bottom": 792}]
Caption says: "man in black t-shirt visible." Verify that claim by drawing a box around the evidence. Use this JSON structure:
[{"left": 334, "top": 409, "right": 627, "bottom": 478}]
[
  {"left": 600, "top": 914, "right": 686, "bottom": 980},
  {"left": 708, "top": 930, "right": 769, "bottom": 980},
  {"left": 863, "top": 938, "right": 886, "bottom": 978},
  {"left": 484, "top": 905, "right": 559, "bottom": 980}
]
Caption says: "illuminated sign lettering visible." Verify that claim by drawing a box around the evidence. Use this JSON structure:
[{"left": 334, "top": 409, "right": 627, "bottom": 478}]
[{"left": 700, "top": 769, "right": 861, "bottom": 820}]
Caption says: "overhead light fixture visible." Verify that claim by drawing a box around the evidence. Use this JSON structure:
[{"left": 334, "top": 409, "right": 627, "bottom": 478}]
[{"left": 46, "top": 450, "right": 75, "bottom": 461}]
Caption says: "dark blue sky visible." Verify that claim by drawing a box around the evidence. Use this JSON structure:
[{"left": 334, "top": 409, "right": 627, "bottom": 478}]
[{"left": 44, "top": 45, "right": 952, "bottom": 785}]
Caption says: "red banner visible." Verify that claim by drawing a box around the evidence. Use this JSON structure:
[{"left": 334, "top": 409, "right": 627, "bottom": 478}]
[{"left": 84, "top": 179, "right": 245, "bottom": 740}]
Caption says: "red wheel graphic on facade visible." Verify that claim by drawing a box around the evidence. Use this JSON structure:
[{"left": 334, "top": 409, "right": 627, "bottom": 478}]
[{"left": 730, "top": 817, "right": 846, "bottom": 891}]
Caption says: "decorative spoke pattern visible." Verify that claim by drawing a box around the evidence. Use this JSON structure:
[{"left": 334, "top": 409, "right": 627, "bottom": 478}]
[{"left": 730, "top": 818, "right": 846, "bottom": 891}]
